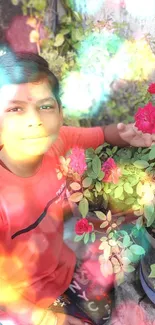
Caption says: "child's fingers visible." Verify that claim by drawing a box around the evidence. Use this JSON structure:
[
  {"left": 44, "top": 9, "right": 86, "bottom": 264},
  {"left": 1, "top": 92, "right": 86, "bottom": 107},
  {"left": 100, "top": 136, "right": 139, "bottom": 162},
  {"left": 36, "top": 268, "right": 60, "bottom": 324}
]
[
  {"left": 117, "top": 123, "right": 135, "bottom": 136},
  {"left": 142, "top": 134, "right": 152, "bottom": 147},
  {"left": 117, "top": 122, "right": 126, "bottom": 131}
]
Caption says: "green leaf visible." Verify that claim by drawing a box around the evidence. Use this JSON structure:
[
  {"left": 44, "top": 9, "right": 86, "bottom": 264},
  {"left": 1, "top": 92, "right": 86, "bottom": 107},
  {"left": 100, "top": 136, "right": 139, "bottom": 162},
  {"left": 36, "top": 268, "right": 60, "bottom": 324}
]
[
  {"left": 54, "top": 34, "right": 65, "bottom": 47},
  {"left": 124, "top": 248, "right": 134, "bottom": 262},
  {"left": 149, "top": 264, "right": 155, "bottom": 278},
  {"left": 79, "top": 198, "right": 89, "bottom": 218},
  {"left": 74, "top": 234, "right": 84, "bottom": 242},
  {"left": 95, "top": 181, "right": 102, "bottom": 192},
  {"left": 83, "top": 189, "right": 91, "bottom": 199},
  {"left": 84, "top": 233, "right": 90, "bottom": 244},
  {"left": 119, "top": 194, "right": 125, "bottom": 201},
  {"left": 95, "top": 145, "right": 104, "bottom": 154},
  {"left": 86, "top": 148, "right": 95, "bottom": 159},
  {"left": 114, "top": 186, "right": 123, "bottom": 199},
  {"left": 144, "top": 204, "right": 155, "bottom": 227},
  {"left": 92, "top": 155, "right": 101, "bottom": 176},
  {"left": 112, "top": 146, "right": 118, "bottom": 154},
  {"left": 136, "top": 216, "right": 143, "bottom": 229},
  {"left": 124, "top": 183, "right": 133, "bottom": 194},
  {"left": 82, "top": 177, "right": 92, "bottom": 188},
  {"left": 133, "top": 160, "right": 149, "bottom": 169},
  {"left": 126, "top": 265, "right": 135, "bottom": 273},
  {"left": 125, "top": 197, "right": 135, "bottom": 205},
  {"left": 130, "top": 244, "right": 145, "bottom": 255},
  {"left": 12, "top": 0, "right": 19, "bottom": 5},
  {"left": 149, "top": 146, "right": 155, "bottom": 160},
  {"left": 71, "top": 28, "right": 83, "bottom": 42},
  {"left": 91, "top": 232, "right": 96, "bottom": 243},
  {"left": 136, "top": 182, "right": 143, "bottom": 196},
  {"left": 106, "top": 148, "right": 112, "bottom": 156},
  {"left": 87, "top": 169, "right": 98, "bottom": 179},
  {"left": 72, "top": 11, "right": 83, "bottom": 22},
  {"left": 98, "top": 171, "right": 105, "bottom": 181},
  {"left": 123, "top": 234, "right": 131, "bottom": 248},
  {"left": 95, "top": 211, "right": 106, "bottom": 220},
  {"left": 61, "top": 28, "right": 70, "bottom": 35}
]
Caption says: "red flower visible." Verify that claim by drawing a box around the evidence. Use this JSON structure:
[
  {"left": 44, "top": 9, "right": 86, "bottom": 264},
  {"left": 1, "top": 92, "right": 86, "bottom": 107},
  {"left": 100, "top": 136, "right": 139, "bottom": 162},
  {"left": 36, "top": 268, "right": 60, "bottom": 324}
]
[
  {"left": 102, "top": 158, "right": 121, "bottom": 184},
  {"left": 134, "top": 102, "right": 155, "bottom": 134},
  {"left": 75, "top": 219, "right": 93, "bottom": 235},
  {"left": 148, "top": 83, "right": 155, "bottom": 94},
  {"left": 69, "top": 147, "right": 87, "bottom": 175}
]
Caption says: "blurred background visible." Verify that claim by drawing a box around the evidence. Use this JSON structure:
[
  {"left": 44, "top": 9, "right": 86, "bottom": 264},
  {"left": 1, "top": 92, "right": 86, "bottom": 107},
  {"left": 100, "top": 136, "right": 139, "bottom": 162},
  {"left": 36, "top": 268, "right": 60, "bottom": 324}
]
[{"left": 1, "top": 0, "right": 155, "bottom": 127}]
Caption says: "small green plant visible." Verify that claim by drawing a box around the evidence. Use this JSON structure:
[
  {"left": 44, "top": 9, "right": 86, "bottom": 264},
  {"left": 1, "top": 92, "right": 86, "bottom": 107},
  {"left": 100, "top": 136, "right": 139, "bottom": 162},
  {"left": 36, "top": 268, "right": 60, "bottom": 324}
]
[
  {"left": 56, "top": 142, "right": 155, "bottom": 283},
  {"left": 11, "top": 0, "right": 47, "bottom": 17}
]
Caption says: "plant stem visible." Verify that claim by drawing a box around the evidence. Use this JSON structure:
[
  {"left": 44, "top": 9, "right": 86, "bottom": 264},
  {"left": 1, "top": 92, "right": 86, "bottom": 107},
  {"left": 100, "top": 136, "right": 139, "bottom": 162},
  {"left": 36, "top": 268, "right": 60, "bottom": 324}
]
[{"left": 37, "top": 42, "right": 41, "bottom": 55}]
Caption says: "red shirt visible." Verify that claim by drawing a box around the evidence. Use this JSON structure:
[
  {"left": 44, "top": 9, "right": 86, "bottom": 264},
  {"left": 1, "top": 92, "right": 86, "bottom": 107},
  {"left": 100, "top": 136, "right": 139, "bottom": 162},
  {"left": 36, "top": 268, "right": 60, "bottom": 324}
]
[{"left": 0, "top": 126, "right": 104, "bottom": 322}]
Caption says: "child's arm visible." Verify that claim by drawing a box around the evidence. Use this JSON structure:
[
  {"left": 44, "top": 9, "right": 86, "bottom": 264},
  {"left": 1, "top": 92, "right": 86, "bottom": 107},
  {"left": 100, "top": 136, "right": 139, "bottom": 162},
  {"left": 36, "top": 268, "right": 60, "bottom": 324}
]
[
  {"left": 57, "top": 124, "right": 153, "bottom": 157},
  {"left": 103, "top": 123, "right": 152, "bottom": 147}
]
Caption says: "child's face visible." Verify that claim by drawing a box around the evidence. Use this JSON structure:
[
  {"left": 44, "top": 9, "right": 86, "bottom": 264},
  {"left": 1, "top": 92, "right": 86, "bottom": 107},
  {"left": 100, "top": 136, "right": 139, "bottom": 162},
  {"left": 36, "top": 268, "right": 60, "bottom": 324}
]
[{"left": 0, "top": 80, "right": 63, "bottom": 160}]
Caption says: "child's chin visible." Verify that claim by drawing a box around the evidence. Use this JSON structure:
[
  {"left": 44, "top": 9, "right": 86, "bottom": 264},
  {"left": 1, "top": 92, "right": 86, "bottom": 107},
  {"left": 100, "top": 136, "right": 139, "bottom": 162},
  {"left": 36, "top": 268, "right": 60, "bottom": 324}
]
[
  {"left": 21, "top": 137, "right": 54, "bottom": 156},
  {"left": 23, "top": 143, "right": 51, "bottom": 156}
]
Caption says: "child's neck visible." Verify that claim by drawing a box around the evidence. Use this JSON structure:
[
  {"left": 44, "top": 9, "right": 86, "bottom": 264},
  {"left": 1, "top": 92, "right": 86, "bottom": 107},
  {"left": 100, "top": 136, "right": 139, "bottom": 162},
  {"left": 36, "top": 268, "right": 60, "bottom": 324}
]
[{"left": 0, "top": 149, "right": 43, "bottom": 177}]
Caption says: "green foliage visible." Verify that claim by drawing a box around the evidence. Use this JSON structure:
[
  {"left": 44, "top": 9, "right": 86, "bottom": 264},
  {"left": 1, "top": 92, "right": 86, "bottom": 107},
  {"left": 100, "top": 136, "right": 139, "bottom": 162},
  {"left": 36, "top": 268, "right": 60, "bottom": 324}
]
[
  {"left": 48, "top": 7, "right": 94, "bottom": 55},
  {"left": 12, "top": 0, "right": 47, "bottom": 16},
  {"left": 41, "top": 46, "right": 76, "bottom": 80},
  {"left": 94, "top": 80, "right": 152, "bottom": 125},
  {"left": 75, "top": 143, "right": 155, "bottom": 232},
  {"left": 149, "top": 264, "right": 155, "bottom": 278},
  {"left": 79, "top": 197, "right": 89, "bottom": 218}
]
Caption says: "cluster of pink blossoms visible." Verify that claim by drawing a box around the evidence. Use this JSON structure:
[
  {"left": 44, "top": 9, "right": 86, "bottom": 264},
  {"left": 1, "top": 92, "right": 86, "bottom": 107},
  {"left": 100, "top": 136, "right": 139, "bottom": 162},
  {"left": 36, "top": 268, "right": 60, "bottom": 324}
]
[
  {"left": 101, "top": 157, "right": 122, "bottom": 184},
  {"left": 69, "top": 147, "right": 87, "bottom": 175}
]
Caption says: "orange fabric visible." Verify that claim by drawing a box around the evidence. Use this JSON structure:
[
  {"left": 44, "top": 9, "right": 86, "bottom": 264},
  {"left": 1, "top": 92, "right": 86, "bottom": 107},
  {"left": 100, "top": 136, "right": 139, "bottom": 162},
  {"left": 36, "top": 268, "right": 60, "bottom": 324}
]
[{"left": 0, "top": 126, "right": 104, "bottom": 321}]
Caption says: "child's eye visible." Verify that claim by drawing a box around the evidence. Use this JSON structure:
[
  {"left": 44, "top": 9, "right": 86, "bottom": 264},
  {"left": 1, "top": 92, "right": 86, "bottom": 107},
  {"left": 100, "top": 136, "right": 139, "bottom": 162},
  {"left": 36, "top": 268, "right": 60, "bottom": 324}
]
[
  {"left": 40, "top": 105, "right": 54, "bottom": 110},
  {"left": 7, "top": 107, "right": 23, "bottom": 112}
]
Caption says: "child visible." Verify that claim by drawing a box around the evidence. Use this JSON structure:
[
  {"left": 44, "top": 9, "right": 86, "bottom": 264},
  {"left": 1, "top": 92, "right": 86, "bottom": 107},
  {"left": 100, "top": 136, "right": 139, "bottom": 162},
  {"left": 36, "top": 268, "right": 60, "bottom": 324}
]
[{"left": 0, "top": 48, "right": 153, "bottom": 325}]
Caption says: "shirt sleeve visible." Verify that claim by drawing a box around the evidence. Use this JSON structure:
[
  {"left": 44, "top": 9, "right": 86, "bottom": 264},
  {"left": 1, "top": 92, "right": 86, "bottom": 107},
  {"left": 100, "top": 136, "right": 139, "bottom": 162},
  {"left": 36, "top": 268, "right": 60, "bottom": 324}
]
[{"left": 52, "top": 126, "right": 104, "bottom": 156}]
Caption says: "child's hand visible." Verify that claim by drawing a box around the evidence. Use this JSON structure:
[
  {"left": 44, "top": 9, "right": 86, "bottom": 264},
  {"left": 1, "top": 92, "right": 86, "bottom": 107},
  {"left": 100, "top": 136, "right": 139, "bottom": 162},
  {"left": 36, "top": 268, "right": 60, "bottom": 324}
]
[{"left": 117, "top": 123, "right": 155, "bottom": 147}]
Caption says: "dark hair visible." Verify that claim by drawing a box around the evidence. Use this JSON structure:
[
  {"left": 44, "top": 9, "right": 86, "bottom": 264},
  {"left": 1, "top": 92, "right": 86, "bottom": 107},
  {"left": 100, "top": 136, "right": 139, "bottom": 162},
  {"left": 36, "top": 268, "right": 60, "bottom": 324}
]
[{"left": 0, "top": 48, "right": 61, "bottom": 107}]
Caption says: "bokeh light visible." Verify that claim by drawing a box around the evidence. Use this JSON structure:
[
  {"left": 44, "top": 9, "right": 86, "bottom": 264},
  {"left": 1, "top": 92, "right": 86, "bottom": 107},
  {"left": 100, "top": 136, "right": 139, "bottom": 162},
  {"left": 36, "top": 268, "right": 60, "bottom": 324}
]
[
  {"left": 125, "top": 0, "right": 155, "bottom": 19},
  {"left": 62, "top": 34, "right": 155, "bottom": 119},
  {"left": 114, "top": 39, "right": 155, "bottom": 81},
  {"left": 70, "top": 0, "right": 104, "bottom": 16},
  {"left": 61, "top": 31, "right": 124, "bottom": 118},
  {"left": 0, "top": 321, "right": 16, "bottom": 325},
  {"left": 61, "top": 71, "right": 105, "bottom": 117}
]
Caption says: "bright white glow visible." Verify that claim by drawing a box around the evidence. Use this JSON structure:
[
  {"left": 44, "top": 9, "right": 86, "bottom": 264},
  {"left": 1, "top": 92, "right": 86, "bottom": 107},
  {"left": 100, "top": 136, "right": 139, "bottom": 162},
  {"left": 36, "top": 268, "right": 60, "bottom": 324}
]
[
  {"left": 61, "top": 72, "right": 105, "bottom": 117},
  {"left": 75, "top": 0, "right": 104, "bottom": 15},
  {"left": 0, "top": 321, "right": 16, "bottom": 325},
  {"left": 0, "top": 84, "right": 18, "bottom": 116},
  {"left": 125, "top": 0, "right": 155, "bottom": 19}
]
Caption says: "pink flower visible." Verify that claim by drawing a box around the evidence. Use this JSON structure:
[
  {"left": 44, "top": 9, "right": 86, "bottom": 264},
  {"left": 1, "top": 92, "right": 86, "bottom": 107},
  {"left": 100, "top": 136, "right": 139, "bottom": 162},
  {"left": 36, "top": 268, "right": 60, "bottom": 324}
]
[
  {"left": 102, "top": 158, "right": 122, "bottom": 184},
  {"left": 148, "top": 83, "right": 155, "bottom": 94},
  {"left": 134, "top": 102, "right": 155, "bottom": 134},
  {"left": 75, "top": 219, "right": 93, "bottom": 235},
  {"left": 69, "top": 148, "right": 87, "bottom": 175}
]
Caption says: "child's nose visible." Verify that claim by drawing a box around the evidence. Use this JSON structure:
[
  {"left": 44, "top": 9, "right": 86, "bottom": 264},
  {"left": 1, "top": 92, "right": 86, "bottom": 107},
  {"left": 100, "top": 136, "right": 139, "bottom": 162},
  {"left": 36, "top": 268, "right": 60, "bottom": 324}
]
[
  {"left": 28, "top": 121, "right": 42, "bottom": 127},
  {"left": 27, "top": 110, "right": 42, "bottom": 128}
]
